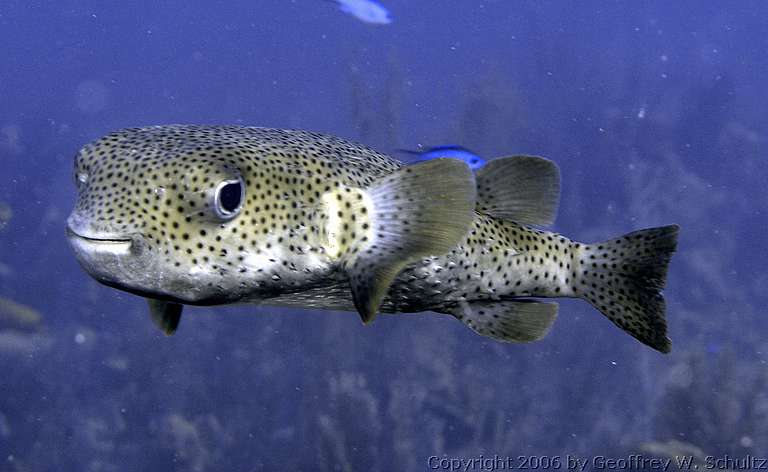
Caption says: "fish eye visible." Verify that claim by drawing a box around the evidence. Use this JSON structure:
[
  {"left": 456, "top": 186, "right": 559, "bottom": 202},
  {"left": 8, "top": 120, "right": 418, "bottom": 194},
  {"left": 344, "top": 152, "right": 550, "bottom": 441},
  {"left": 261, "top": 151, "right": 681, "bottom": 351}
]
[{"left": 213, "top": 177, "right": 245, "bottom": 219}]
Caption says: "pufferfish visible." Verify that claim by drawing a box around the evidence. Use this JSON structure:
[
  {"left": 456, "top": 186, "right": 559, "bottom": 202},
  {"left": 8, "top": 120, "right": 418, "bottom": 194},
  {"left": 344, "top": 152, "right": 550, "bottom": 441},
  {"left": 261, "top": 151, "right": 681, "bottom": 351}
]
[{"left": 66, "top": 125, "right": 679, "bottom": 352}]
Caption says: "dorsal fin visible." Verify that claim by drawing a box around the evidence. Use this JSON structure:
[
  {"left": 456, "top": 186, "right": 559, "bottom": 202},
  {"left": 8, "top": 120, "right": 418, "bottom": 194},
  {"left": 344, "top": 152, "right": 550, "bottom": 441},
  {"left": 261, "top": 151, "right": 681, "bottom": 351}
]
[
  {"left": 322, "top": 158, "right": 476, "bottom": 324},
  {"left": 475, "top": 155, "right": 560, "bottom": 226}
]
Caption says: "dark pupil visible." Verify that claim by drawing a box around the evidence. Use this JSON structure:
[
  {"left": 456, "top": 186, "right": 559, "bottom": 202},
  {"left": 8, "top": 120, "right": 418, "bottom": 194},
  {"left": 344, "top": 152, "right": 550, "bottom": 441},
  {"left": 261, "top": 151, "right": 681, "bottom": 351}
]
[{"left": 219, "top": 182, "right": 242, "bottom": 213}]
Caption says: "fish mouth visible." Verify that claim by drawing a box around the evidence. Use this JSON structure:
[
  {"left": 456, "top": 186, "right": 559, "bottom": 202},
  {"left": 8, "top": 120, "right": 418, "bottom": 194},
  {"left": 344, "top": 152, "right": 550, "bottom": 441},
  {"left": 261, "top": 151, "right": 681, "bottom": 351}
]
[
  {"left": 65, "top": 226, "right": 133, "bottom": 253},
  {"left": 66, "top": 223, "right": 148, "bottom": 297}
]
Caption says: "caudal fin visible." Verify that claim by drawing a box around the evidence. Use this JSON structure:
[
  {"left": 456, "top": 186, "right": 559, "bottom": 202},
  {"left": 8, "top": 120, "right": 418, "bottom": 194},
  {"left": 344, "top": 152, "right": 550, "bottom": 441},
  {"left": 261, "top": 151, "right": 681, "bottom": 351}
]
[{"left": 576, "top": 225, "right": 679, "bottom": 353}]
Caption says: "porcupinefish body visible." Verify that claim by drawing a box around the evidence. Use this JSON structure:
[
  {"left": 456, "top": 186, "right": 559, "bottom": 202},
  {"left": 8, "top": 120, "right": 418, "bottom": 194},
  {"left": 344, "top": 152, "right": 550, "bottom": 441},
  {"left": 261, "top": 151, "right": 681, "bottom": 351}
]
[{"left": 66, "top": 125, "right": 679, "bottom": 352}]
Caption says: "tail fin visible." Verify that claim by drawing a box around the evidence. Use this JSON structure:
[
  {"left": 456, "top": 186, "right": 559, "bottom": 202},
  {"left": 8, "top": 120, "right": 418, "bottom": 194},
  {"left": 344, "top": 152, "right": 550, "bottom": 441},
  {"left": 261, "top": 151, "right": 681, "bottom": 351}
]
[{"left": 575, "top": 225, "right": 679, "bottom": 353}]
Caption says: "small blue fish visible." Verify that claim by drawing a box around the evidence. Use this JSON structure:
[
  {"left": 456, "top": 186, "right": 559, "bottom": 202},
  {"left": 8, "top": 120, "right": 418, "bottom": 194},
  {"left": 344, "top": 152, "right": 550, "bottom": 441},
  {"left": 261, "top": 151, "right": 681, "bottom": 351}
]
[
  {"left": 330, "top": 0, "right": 392, "bottom": 25},
  {"left": 397, "top": 145, "right": 487, "bottom": 170}
]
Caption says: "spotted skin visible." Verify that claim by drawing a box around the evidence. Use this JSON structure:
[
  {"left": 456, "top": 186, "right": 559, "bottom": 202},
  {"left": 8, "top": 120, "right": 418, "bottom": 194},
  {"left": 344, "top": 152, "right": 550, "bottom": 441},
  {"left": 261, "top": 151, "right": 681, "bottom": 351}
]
[
  {"left": 67, "top": 125, "right": 678, "bottom": 352},
  {"left": 392, "top": 217, "right": 577, "bottom": 308}
]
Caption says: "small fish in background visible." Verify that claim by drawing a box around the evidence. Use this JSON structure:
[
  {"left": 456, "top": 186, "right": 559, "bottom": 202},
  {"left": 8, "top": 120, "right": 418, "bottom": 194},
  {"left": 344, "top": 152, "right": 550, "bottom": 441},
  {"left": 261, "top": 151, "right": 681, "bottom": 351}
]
[
  {"left": 397, "top": 145, "right": 487, "bottom": 170},
  {"left": 328, "top": 0, "right": 392, "bottom": 25}
]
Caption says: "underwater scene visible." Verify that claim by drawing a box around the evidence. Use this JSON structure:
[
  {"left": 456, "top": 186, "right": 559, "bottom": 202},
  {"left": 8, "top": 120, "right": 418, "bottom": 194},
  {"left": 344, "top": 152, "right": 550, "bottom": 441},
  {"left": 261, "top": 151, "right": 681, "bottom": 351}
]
[{"left": 1, "top": 1, "right": 766, "bottom": 470}]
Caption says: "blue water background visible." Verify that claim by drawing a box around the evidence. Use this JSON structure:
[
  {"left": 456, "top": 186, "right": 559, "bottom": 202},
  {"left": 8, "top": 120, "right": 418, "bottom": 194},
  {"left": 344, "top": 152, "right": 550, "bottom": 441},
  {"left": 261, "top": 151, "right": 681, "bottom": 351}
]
[{"left": 1, "top": 1, "right": 766, "bottom": 470}]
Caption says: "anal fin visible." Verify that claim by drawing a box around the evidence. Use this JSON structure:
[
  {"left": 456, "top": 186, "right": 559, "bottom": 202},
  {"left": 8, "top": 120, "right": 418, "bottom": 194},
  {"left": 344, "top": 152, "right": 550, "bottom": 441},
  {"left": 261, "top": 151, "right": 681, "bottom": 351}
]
[
  {"left": 452, "top": 300, "right": 558, "bottom": 343},
  {"left": 147, "top": 298, "right": 183, "bottom": 336}
]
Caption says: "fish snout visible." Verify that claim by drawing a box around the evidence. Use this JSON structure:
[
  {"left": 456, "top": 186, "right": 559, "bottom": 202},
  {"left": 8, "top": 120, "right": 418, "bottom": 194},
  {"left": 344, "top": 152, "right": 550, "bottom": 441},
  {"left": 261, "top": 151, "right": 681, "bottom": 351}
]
[
  {"left": 65, "top": 213, "right": 230, "bottom": 305},
  {"left": 65, "top": 212, "right": 90, "bottom": 237},
  {"left": 65, "top": 211, "right": 141, "bottom": 287}
]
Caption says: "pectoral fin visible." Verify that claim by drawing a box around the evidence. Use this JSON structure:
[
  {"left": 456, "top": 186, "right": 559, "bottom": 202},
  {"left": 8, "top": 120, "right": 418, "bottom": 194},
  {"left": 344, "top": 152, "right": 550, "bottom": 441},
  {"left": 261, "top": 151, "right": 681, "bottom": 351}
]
[
  {"left": 475, "top": 155, "right": 560, "bottom": 226},
  {"left": 345, "top": 158, "right": 477, "bottom": 323},
  {"left": 452, "top": 300, "right": 558, "bottom": 342},
  {"left": 147, "top": 298, "right": 183, "bottom": 336}
]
